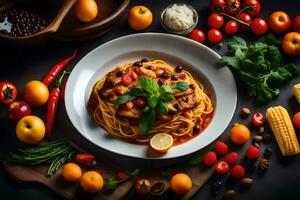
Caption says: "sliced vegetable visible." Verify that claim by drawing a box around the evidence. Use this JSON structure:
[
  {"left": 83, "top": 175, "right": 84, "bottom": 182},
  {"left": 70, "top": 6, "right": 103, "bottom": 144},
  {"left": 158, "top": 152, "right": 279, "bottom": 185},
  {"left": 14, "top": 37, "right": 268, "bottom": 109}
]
[
  {"left": 75, "top": 152, "right": 95, "bottom": 163},
  {"left": 0, "top": 81, "right": 17, "bottom": 104}
]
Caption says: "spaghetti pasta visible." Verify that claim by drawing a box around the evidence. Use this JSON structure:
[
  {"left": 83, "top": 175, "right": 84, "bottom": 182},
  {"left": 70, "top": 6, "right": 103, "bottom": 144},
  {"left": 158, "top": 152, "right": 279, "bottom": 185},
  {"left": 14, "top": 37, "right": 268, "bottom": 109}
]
[{"left": 88, "top": 59, "right": 213, "bottom": 144}]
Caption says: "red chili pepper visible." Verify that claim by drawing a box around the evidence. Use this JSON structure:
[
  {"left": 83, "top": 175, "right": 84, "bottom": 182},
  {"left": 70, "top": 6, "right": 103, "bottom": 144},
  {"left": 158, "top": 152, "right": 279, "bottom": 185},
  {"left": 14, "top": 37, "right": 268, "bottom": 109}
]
[
  {"left": 42, "top": 50, "right": 76, "bottom": 87},
  {"left": 251, "top": 112, "right": 264, "bottom": 127},
  {"left": 115, "top": 171, "right": 130, "bottom": 180},
  {"left": 45, "top": 71, "right": 70, "bottom": 139},
  {"left": 75, "top": 152, "right": 95, "bottom": 163}
]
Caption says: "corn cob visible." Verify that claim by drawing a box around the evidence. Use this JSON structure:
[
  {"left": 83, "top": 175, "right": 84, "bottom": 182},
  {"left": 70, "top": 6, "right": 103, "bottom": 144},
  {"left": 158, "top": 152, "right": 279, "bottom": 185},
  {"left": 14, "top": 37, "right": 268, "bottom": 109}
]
[
  {"left": 266, "top": 106, "right": 300, "bottom": 156},
  {"left": 292, "top": 84, "right": 300, "bottom": 104}
]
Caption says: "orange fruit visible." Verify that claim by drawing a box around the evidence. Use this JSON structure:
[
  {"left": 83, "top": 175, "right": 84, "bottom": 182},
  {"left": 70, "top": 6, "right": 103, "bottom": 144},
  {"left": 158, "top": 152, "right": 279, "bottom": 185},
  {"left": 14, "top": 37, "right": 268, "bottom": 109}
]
[
  {"left": 230, "top": 124, "right": 251, "bottom": 144},
  {"left": 282, "top": 32, "right": 300, "bottom": 56},
  {"left": 23, "top": 80, "right": 49, "bottom": 107},
  {"left": 150, "top": 133, "right": 173, "bottom": 152},
  {"left": 170, "top": 173, "right": 192, "bottom": 195},
  {"left": 293, "top": 112, "right": 300, "bottom": 130},
  {"left": 135, "top": 179, "right": 151, "bottom": 195},
  {"left": 80, "top": 171, "right": 104, "bottom": 193},
  {"left": 128, "top": 6, "right": 153, "bottom": 31},
  {"left": 75, "top": 0, "right": 98, "bottom": 22},
  {"left": 16, "top": 115, "right": 45, "bottom": 144},
  {"left": 62, "top": 163, "right": 82, "bottom": 182}
]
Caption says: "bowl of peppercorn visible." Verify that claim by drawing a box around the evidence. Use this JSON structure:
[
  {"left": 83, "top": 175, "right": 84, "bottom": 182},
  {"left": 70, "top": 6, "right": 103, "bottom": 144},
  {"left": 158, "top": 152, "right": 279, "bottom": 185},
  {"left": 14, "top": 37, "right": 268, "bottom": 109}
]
[{"left": 0, "top": 0, "right": 131, "bottom": 43}]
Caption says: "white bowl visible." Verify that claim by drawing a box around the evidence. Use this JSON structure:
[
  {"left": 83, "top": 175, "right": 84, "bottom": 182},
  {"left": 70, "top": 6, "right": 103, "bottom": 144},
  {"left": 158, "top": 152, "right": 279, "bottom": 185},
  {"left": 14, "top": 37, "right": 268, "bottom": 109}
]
[{"left": 65, "top": 33, "right": 237, "bottom": 159}]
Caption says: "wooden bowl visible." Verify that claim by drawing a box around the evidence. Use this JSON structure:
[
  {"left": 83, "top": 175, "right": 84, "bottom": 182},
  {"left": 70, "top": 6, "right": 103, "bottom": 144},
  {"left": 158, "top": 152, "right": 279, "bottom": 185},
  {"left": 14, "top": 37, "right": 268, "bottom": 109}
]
[{"left": 0, "top": 0, "right": 131, "bottom": 43}]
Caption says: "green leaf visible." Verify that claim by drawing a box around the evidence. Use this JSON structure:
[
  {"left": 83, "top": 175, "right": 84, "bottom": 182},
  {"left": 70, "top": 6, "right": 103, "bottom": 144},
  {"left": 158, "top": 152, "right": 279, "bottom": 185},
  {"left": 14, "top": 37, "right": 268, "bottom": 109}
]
[
  {"left": 159, "top": 85, "right": 172, "bottom": 94},
  {"left": 148, "top": 94, "right": 158, "bottom": 108},
  {"left": 139, "top": 108, "right": 156, "bottom": 134},
  {"left": 105, "top": 177, "right": 118, "bottom": 190},
  {"left": 264, "top": 33, "right": 281, "bottom": 47},
  {"left": 138, "top": 76, "right": 159, "bottom": 94},
  {"left": 142, "top": 106, "right": 150, "bottom": 113},
  {"left": 130, "top": 87, "right": 147, "bottom": 97},
  {"left": 114, "top": 92, "right": 135, "bottom": 106},
  {"left": 156, "top": 100, "right": 169, "bottom": 115},
  {"left": 227, "top": 36, "right": 247, "bottom": 52},
  {"left": 159, "top": 93, "right": 174, "bottom": 102},
  {"left": 218, "top": 56, "right": 239, "bottom": 69},
  {"left": 172, "top": 81, "right": 189, "bottom": 93},
  {"left": 129, "top": 169, "right": 140, "bottom": 177}
]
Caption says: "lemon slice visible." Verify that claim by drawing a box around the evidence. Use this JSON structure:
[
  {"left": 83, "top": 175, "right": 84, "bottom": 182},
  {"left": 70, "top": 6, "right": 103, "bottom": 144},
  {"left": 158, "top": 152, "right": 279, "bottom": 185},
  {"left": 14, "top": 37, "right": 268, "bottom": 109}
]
[{"left": 150, "top": 133, "right": 174, "bottom": 152}]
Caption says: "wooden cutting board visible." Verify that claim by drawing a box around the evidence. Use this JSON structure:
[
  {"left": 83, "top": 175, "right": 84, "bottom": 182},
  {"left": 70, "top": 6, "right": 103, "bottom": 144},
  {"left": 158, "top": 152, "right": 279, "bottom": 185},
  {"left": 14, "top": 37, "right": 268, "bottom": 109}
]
[{"left": 3, "top": 150, "right": 214, "bottom": 200}]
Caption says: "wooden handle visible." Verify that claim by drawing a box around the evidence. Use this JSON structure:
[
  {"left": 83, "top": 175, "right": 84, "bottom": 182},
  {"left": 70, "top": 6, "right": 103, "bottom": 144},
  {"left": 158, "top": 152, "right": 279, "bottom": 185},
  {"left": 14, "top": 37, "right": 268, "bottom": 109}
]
[{"left": 48, "top": 0, "right": 77, "bottom": 33}]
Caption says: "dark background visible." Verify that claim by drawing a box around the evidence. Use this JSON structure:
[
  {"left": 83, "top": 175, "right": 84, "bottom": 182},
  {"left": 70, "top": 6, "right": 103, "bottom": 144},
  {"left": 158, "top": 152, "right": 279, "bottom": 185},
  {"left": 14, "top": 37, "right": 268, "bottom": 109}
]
[{"left": 1, "top": 0, "right": 300, "bottom": 200}]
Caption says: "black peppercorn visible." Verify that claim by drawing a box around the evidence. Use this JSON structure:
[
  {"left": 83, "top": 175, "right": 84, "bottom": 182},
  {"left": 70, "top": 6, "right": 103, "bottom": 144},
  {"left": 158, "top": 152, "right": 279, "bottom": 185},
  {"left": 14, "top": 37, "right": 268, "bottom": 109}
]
[
  {"left": 193, "top": 124, "right": 200, "bottom": 133},
  {"left": 173, "top": 103, "right": 180, "bottom": 110},
  {"left": 189, "top": 84, "right": 195, "bottom": 89},
  {"left": 161, "top": 71, "right": 170, "bottom": 79},
  {"left": 157, "top": 78, "right": 165, "bottom": 86},
  {"left": 106, "top": 80, "right": 115, "bottom": 88},
  {"left": 171, "top": 75, "right": 179, "bottom": 81},
  {"left": 116, "top": 70, "right": 125, "bottom": 77},
  {"left": 175, "top": 65, "right": 183, "bottom": 73},
  {"left": 141, "top": 58, "right": 149, "bottom": 63},
  {"left": 146, "top": 66, "right": 154, "bottom": 70},
  {"left": 133, "top": 61, "right": 143, "bottom": 67}
]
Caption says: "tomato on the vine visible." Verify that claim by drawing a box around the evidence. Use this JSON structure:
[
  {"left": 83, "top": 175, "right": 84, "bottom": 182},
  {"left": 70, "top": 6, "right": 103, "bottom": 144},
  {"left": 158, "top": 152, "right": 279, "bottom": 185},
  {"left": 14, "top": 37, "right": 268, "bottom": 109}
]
[
  {"left": 238, "top": 13, "right": 252, "bottom": 30},
  {"left": 225, "top": 0, "right": 241, "bottom": 15},
  {"left": 224, "top": 20, "right": 239, "bottom": 34},
  {"left": 251, "top": 18, "right": 268, "bottom": 35},
  {"left": 207, "top": 29, "right": 223, "bottom": 44},
  {"left": 208, "top": 13, "right": 224, "bottom": 29},
  {"left": 243, "top": 0, "right": 261, "bottom": 17},
  {"left": 268, "top": 11, "right": 291, "bottom": 34},
  {"left": 190, "top": 29, "right": 206, "bottom": 43},
  {"left": 293, "top": 15, "right": 300, "bottom": 33},
  {"left": 209, "top": 0, "right": 225, "bottom": 13},
  {"left": 0, "top": 81, "right": 17, "bottom": 104}
]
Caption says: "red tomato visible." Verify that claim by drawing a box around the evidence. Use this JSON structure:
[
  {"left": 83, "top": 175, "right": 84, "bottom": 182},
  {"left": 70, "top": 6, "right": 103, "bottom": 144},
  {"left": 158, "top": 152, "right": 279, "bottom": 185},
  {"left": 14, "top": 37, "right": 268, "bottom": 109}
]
[
  {"left": 8, "top": 101, "right": 31, "bottom": 123},
  {"left": 238, "top": 13, "right": 252, "bottom": 30},
  {"left": 207, "top": 29, "right": 223, "bottom": 44},
  {"left": 209, "top": 0, "right": 225, "bottom": 13},
  {"left": 293, "top": 15, "right": 300, "bottom": 33},
  {"left": 243, "top": 0, "right": 261, "bottom": 17},
  {"left": 133, "top": 97, "right": 147, "bottom": 108},
  {"left": 75, "top": 153, "right": 95, "bottom": 163},
  {"left": 190, "top": 29, "right": 206, "bottom": 43},
  {"left": 125, "top": 101, "right": 134, "bottom": 110},
  {"left": 251, "top": 18, "right": 268, "bottom": 35},
  {"left": 225, "top": 0, "right": 241, "bottom": 15},
  {"left": 136, "top": 67, "right": 147, "bottom": 76},
  {"left": 215, "top": 161, "right": 230, "bottom": 174},
  {"left": 282, "top": 32, "right": 300, "bottom": 56},
  {"left": 268, "top": 11, "right": 291, "bottom": 34},
  {"left": 130, "top": 71, "right": 138, "bottom": 81},
  {"left": 121, "top": 74, "right": 132, "bottom": 86},
  {"left": 251, "top": 112, "right": 264, "bottom": 127},
  {"left": 208, "top": 13, "right": 224, "bottom": 28},
  {"left": 224, "top": 20, "right": 239, "bottom": 34},
  {"left": 0, "top": 81, "right": 17, "bottom": 104}
]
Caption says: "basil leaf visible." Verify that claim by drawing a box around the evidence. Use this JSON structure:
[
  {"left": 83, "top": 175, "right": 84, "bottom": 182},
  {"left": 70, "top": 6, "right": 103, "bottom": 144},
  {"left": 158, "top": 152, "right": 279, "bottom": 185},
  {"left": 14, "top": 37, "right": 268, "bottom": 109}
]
[
  {"left": 159, "top": 93, "right": 174, "bottom": 102},
  {"left": 138, "top": 76, "right": 159, "bottom": 93},
  {"left": 159, "top": 85, "right": 172, "bottom": 94},
  {"left": 156, "top": 100, "right": 169, "bottom": 115},
  {"left": 148, "top": 94, "right": 158, "bottom": 108},
  {"left": 130, "top": 87, "right": 147, "bottom": 97},
  {"left": 114, "top": 93, "right": 135, "bottom": 106},
  {"left": 139, "top": 108, "right": 156, "bottom": 134},
  {"left": 172, "top": 81, "right": 189, "bottom": 93}
]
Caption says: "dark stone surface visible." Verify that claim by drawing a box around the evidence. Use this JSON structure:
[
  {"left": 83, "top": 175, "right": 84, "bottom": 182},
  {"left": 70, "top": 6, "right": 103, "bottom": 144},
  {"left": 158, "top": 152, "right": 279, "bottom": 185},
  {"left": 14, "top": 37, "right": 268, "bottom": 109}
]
[{"left": 0, "top": 0, "right": 300, "bottom": 200}]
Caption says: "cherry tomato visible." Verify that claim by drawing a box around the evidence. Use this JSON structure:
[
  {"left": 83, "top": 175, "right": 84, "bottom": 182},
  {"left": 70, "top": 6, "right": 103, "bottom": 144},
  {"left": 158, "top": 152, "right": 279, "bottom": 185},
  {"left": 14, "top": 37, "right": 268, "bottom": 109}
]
[
  {"left": 125, "top": 101, "right": 134, "bottom": 110},
  {"left": 0, "top": 81, "right": 17, "bottom": 104},
  {"left": 268, "top": 11, "right": 291, "bottom": 34},
  {"left": 209, "top": 0, "right": 225, "bottom": 13},
  {"left": 136, "top": 67, "right": 147, "bottom": 76},
  {"left": 225, "top": 0, "right": 241, "bottom": 15},
  {"left": 238, "top": 13, "right": 252, "bottom": 30},
  {"left": 75, "top": 153, "right": 95, "bottom": 163},
  {"left": 251, "top": 112, "right": 264, "bottom": 127},
  {"left": 135, "top": 179, "right": 151, "bottom": 195},
  {"left": 282, "top": 32, "right": 300, "bottom": 56},
  {"left": 8, "top": 101, "right": 31, "bottom": 123},
  {"left": 251, "top": 18, "right": 268, "bottom": 35},
  {"left": 208, "top": 13, "right": 224, "bottom": 28},
  {"left": 133, "top": 97, "right": 147, "bottom": 108},
  {"left": 121, "top": 74, "right": 132, "bottom": 86},
  {"left": 207, "top": 28, "right": 223, "bottom": 44},
  {"left": 130, "top": 71, "right": 138, "bottom": 81},
  {"left": 293, "top": 15, "right": 300, "bottom": 33},
  {"left": 190, "top": 29, "right": 206, "bottom": 43},
  {"left": 224, "top": 20, "right": 239, "bottom": 34},
  {"left": 243, "top": 0, "right": 261, "bottom": 17},
  {"left": 215, "top": 161, "right": 230, "bottom": 174}
]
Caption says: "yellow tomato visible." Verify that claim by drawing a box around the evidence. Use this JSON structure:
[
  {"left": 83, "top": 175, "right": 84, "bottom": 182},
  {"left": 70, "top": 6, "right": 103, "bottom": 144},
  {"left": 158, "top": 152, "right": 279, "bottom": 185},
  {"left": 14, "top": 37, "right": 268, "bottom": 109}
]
[
  {"left": 75, "top": 0, "right": 98, "bottom": 23},
  {"left": 62, "top": 163, "right": 82, "bottom": 182},
  {"left": 282, "top": 32, "right": 300, "bottom": 56},
  {"left": 23, "top": 80, "right": 49, "bottom": 107},
  {"left": 170, "top": 173, "right": 192, "bottom": 195},
  {"left": 80, "top": 171, "right": 104, "bottom": 193},
  {"left": 128, "top": 6, "right": 153, "bottom": 31},
  {"left": 16, "top": 115, "right": 45, "bottom": 144},
  {"left": 230, "top": 124, "right": 250, "bottom": 144}
]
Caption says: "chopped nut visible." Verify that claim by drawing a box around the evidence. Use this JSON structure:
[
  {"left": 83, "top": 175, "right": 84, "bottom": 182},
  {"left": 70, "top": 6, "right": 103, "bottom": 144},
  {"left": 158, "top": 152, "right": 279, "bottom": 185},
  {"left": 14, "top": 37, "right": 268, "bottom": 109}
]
[
  {"left": 258, "top": 159, "right": 269, "bottom": 171},
  {"left": 240, "top": 107, "right": 251, "bottom": 118},
  {"left": 240, "top": 177, "right": 253, "bottom": 187},
  {"left": 223, "top": 189, "right": 236, "bottom": 199},
  {"left": 254, "top": 142, "right": 260, "bottom": 148},
  {"left": 253, "top": 135, "right": 263, "bottom": 142},
  {"left": 258, "top": 127, "right": 264, "bottom": 134}
]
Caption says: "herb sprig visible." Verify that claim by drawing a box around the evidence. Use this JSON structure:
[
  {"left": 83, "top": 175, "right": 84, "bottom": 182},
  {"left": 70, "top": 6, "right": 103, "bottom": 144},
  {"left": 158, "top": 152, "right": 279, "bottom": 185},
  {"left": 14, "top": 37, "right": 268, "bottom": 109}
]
[
  {"left": 8, "top": 139, "right": 76, "bottom": 176},
  {"left": 115, "top": 76, "right": 189, "bottom": 134},
  {"left": 105, "top": 169, "right": 140, "bottom": 190}
]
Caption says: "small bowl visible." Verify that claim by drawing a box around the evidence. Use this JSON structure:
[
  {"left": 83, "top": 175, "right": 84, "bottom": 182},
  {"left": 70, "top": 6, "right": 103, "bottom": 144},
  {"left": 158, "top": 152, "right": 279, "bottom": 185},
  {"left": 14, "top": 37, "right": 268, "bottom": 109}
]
[{"left": 160, "top": 3, "right": 198, "bottom": 36}]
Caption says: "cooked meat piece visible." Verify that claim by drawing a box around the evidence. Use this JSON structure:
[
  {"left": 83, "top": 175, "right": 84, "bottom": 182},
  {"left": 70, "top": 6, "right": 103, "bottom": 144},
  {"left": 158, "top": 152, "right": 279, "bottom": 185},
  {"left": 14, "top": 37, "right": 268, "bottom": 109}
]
[
  {"left": 173, "top": 89, "right": 193, "bottom": 97},
  {"left": 167, "top": 92, "right": 199, "bottom": 113},
  {"left": 117, "top": 107, "right": 141, "bottom": 120},
  {"left": 157, "top": 114, "right": 173, "bottom": 122}
]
